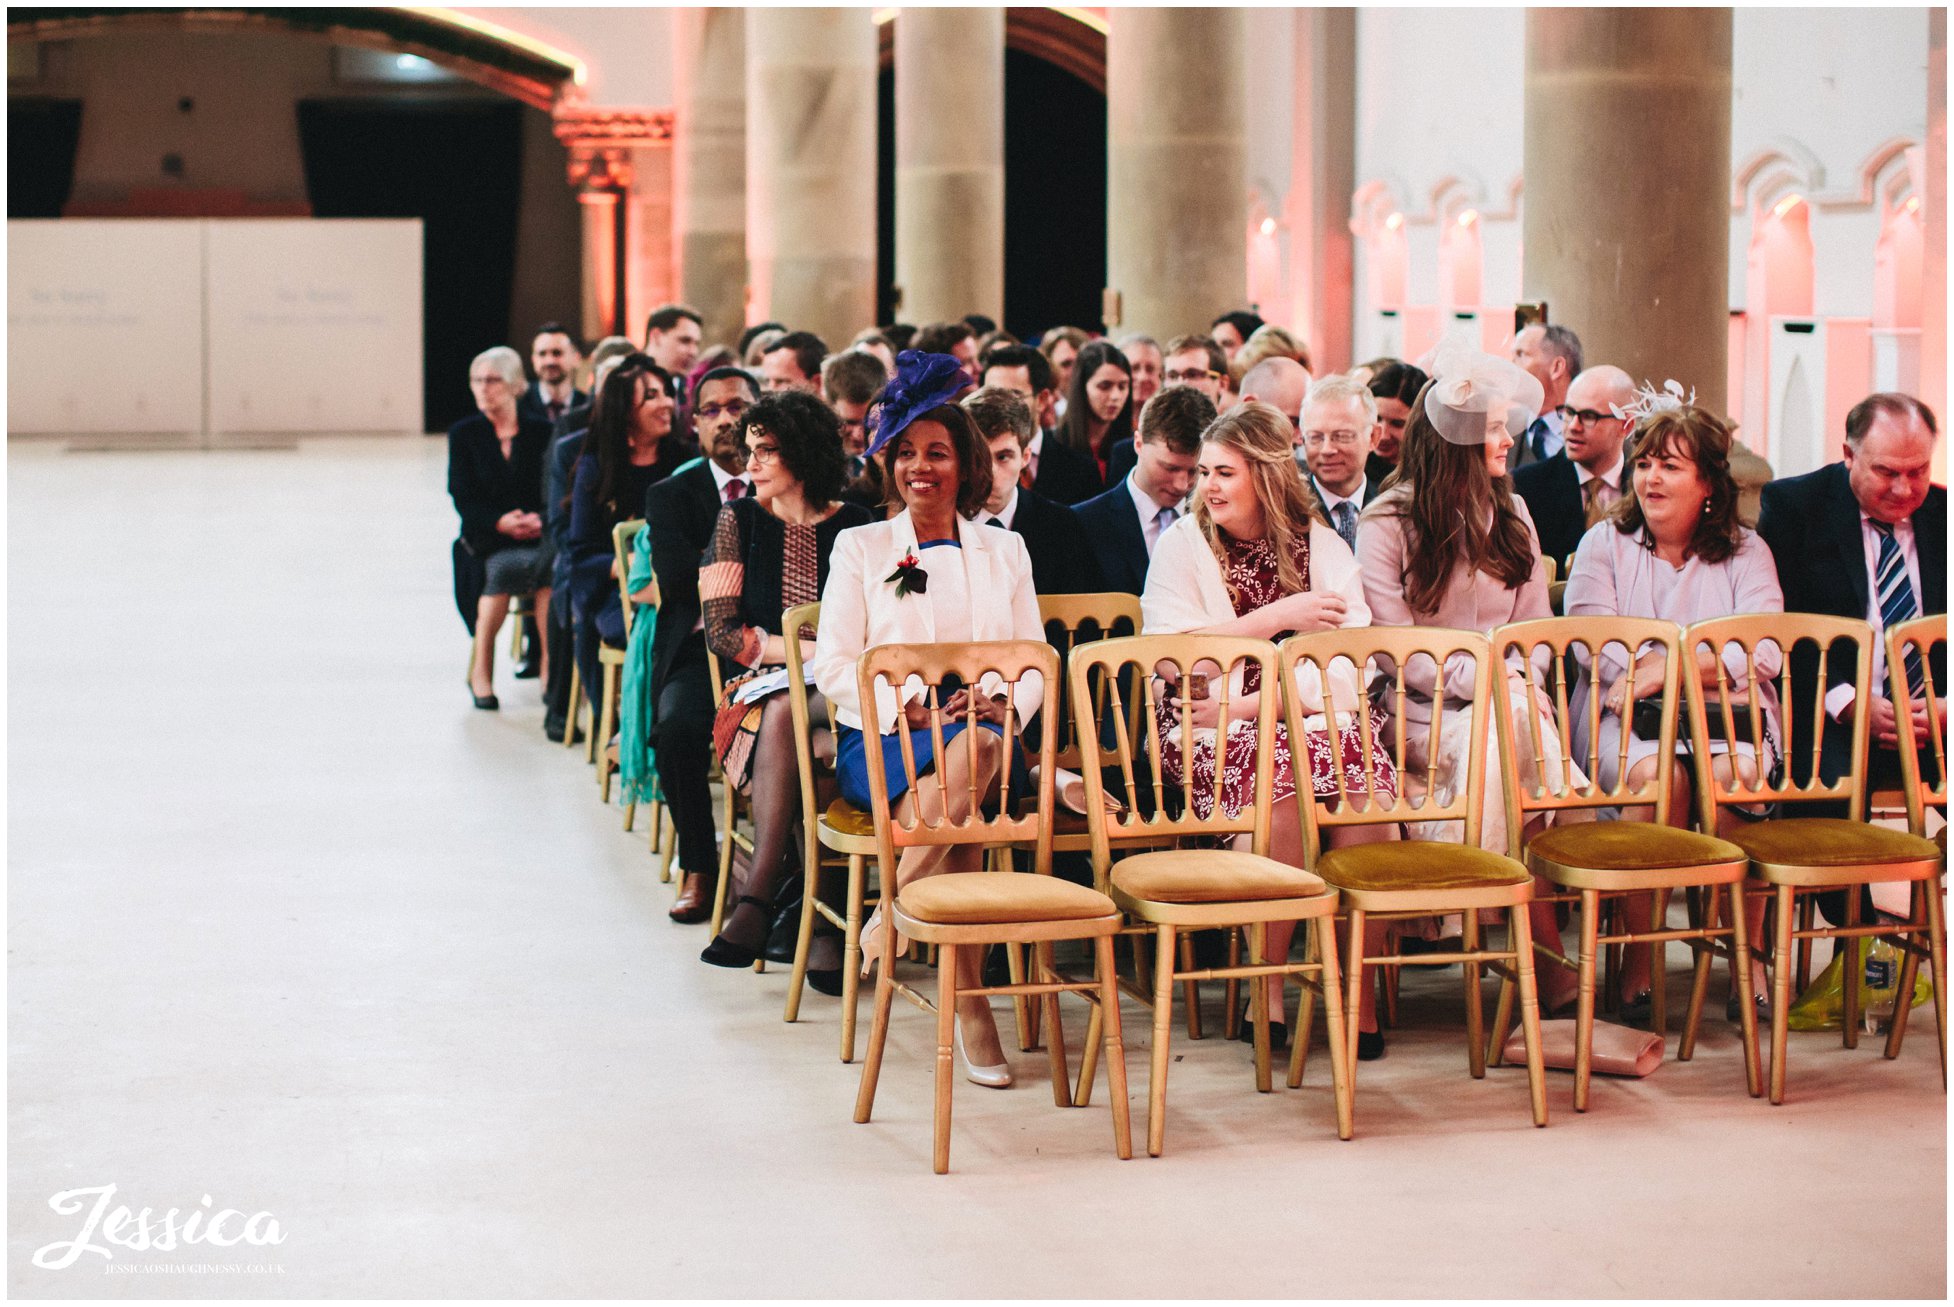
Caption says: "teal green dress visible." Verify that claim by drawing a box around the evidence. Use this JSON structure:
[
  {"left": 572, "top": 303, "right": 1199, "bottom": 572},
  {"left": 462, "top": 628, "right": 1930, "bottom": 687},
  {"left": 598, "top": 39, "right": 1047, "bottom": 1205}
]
[{"left": 618, "top": 524, "right": 664, "bottom": 807}]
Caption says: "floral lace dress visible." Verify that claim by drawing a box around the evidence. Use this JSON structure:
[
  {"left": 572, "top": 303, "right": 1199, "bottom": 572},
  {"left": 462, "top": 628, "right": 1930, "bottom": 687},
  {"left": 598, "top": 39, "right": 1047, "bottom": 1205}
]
[{"left": 1155, "top": 533, "right": 1398, "bottom": 819}]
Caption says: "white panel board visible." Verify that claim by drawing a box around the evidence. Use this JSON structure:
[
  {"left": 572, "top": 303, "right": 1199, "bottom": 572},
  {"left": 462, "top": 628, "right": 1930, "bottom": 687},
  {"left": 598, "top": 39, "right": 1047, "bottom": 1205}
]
[
  {"left": 205, "top": 219, "right": 422, "bottom": 434},
  {"left": 7, "top": 219, "right": 205, "bottom": 435}
]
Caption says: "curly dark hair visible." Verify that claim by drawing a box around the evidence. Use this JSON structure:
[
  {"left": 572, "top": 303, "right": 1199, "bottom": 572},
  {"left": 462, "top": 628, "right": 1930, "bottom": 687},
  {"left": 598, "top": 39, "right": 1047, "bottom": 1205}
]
[
  {"left": 1613, "top": 406, "right": 1744, "bottom": 565},
  {"left": 739, "top": 390, "right": 849, "bottom": 506},
  {"left": 877, "top": 402, "right": 993, "bottom": 519}
]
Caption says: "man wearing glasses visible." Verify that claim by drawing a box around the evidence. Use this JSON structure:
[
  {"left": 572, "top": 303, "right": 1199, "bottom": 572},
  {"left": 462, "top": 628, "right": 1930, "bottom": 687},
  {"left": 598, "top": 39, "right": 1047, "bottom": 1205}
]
[
  {"left": 1297, "top": 373, "right": 1384, "bottom": 552},
  {"left": 1513, "top": 364, "right": 1634, "bottom": 570},
  {"left": 820, "top": 347, "right": 887, "bottom": 474},
  {"left": 1160, "top": 334, "right": 1227, "bottom": 405}
]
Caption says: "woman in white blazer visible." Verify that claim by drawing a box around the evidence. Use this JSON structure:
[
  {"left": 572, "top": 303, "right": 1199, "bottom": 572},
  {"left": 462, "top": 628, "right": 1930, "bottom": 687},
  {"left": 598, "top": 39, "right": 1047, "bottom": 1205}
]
[
  {"left": 810, "top": 354, "right": 1046, "bottom": 1085},
  {"left": 1141, "top": 401, "right": 1400, "bottom": 1059}
]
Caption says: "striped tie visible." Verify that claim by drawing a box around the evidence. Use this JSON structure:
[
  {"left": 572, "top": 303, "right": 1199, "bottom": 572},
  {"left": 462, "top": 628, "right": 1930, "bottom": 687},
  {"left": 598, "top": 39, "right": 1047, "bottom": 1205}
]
[{"left": 1871, "top": 519, "right": 1927, "bottom": 701}]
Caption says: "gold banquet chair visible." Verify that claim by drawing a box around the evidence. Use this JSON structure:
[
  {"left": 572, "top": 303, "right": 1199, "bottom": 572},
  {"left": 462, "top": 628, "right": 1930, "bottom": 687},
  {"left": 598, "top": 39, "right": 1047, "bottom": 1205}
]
[
  {"left": 1684, "top": 615, "right": 1944, "bottom": 1104},
  {"left": 1485, "top": 617, "right": 1758, "bottom": 1111},
  {"left": 850, "top": 640, "right": 1132, "bottom": 1174},
  {"left": 595, "top": 521, "right": 638, "bottom": 796},
  {"left": 1280, "top": 627, "right": 1549, "bottom": 1128},
  {"left": 778, "top": 602, "right": 884, "bottom": 1061},
  {"left": 1889, "top": 615, "right": 1949, "bottom": 842},
  {"left": 1066, "top": 635, "right": 1353, "bottom": 1155},
  {"left": 704, "top": 647, "right": 761, "bottom": 939}
]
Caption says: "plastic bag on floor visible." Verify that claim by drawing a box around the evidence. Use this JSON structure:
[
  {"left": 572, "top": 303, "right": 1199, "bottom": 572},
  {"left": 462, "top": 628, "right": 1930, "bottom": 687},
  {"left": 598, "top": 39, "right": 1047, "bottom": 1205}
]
[{"left": 1785, "top": 939, "right": 1933, "bottom": 1032}]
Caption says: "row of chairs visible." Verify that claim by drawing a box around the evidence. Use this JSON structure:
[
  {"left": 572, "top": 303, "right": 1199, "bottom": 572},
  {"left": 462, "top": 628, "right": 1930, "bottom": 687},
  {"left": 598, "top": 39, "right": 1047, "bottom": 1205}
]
[{"left": 775, "top": 604, "right": 1945, "bottom": 1172}]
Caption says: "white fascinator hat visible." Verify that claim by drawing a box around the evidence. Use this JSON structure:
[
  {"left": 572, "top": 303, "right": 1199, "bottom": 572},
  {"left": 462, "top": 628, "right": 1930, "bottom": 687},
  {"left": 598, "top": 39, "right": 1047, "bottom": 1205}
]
[{"left": 1417, "top": 340, "right": 1546, "bottom": 446}]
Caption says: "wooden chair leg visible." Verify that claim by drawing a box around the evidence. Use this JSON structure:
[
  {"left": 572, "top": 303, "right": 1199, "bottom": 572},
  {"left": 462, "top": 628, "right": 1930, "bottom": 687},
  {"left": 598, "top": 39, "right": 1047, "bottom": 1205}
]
[
  {"left": 1574, "top": 889, "right": 1600, "bottom": 1113},
  {"left": 1794, "top": 892, "right": 1816, "bottom": 993},
  {"left": 1510, "top": 902, "right": 1548, "bottom": 1127},
  {"left": 1315, "top": 918, "right": 1354, "bottom": 1140},
  {"left": 1249, "top": 922, "right": 1273, "bottom": 1094},
  {"left": 1041, "top": 942, "right": 1074, "bottom": 1109},
  {"left": 1094, "top": 934, "right": 1134, "bottom": 1160},
  {"left": 1075, "top": 961, "right": 1104, "bottom": 1106},
  {"left": 1381, "top": 929, "right": 1400, "bottom": 1028},
  {"left": 1343, "top": 909, "right": 1367, "bottom": 1082},
  {"left": 932, "top": 944, "right": 958, "bottom": 1174},
  {"left": 839, "top": 854, "right": 867, "bottom": 1062},
  {"left": 1180, "top": 933, "right": 1204, "bottom": 1041},
  {"left": 1649, "top": 889, "right": 1670, "bottom": 1036},
  {"left": 1729, "top": 881, "right": 1762, "bottom": 1097},
  {"left": 853, "top": 909, "right": 898, "bottom": 1123},
  {"left": 1147, "top": 926, "right": 1176, "bottom": 1157},
  {"left": 1926, "top": 872, "right": 1948, "bottom": 1086},
  {"left": 1886, "top": 882, "right": 1924, "bottom": 1059},
  {"left": 1289, "top": 926, "right": 1318, "bottom": 1090},
  {"left": 1223, "top": 929, "right": 1242, "bottom": 1042},
  {"left": 1842, "top": 885, "right": 1865, "bottom": 1049},
  {"left": 1463, "top": 911, "right": 1486, "bottom": 1079},
  {"left": 1679, "top": 885, "right": 1717, "bottom": 1063},
  {"left": 783, "top": 857, "right": 822, "bottom": 1026},
  {"left": 564, "top": 663, "right": 583, "bottom": 751},
  {"left": 595, "top": 664, "right": 618, "bottom": 796},
  {"left": 1007, "top": 943, "right": 1033, "bottom": 1053},
  {"left": 1769, "top": 884, "right": 1796, "bottom": 1105}
]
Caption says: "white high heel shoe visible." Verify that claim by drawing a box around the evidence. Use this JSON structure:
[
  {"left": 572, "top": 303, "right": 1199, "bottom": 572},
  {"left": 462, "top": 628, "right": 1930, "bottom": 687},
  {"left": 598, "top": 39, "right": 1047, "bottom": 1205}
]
[{"left": 955, "top": 1022, "right": 1013, "bottom": 1088}]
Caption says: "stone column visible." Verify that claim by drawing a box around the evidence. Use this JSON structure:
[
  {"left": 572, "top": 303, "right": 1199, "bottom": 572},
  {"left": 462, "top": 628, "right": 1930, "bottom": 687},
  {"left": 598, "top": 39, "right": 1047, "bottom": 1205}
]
[
  {"left": 1289, "top": 7, "right": 1357, "bottom": 370},
  {"left": 746, "top": 7, "right": 877, "bottom": 347},
  {"left": 1924, "top": 9, "right": 1946, "bottom": 442},
  {"left": 562, "top": 144, "right": 631, "bottom": 344},
  {"left": 1522, "top": 9, "right": 1732, "bottom": 414},
  {"left": 895, "top": 6, "right": 1004, "bottom": 326},
  {"left": 673, "top": 7, "right": 747, "bottom": 347},
  {"left": 1106, "top": 7, "right": 1247, "bottom": 339}
]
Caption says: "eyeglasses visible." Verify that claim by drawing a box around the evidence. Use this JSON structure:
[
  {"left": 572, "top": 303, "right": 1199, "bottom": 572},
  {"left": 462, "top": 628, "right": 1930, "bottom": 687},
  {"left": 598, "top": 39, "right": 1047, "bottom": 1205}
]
[
  {"left": 1556, "top": 405, "right": 1621, "bottom": 427},
  {"left": 745, "top": 443, "right": 782, "bottom": 465},
  {"left": 695, "top": 400, "right": 749, "bottom": 422},
  {"left": 1301, "top": 429, "right": 1363, "bottom": 449},
  {"left": 1163, "top": 367, "right": 1217, "bottom": 385}
]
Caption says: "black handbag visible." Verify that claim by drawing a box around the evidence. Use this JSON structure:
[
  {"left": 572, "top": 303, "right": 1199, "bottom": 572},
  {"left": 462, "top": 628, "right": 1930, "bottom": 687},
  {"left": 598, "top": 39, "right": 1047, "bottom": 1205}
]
[{"left": 1631, "top": 695, "right": 1755, "bottom": 743}]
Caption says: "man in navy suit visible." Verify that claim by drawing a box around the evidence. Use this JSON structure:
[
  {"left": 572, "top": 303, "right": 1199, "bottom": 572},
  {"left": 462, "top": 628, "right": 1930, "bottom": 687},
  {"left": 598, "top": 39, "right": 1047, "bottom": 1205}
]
[
  {"left": 980, "top": 344, "right": 1102, "bottom": 505},
  {"left": 1296, "top": 373, "right": 1385, "bottom": 551},
  {"left": 964, "top": 387, "right": 1097, "bottom": 594},
  {"left": 517, "top": 322, "right": 587, "bottom": 426},
  {"left": 1075, "top": 386, "right": 1211, "bottom": 597},
  {"left": 1509, "top": 323, "right": 1582, "bottom": 471},
  {"left": 1513, "top": 365, "right": 1633, "bottom": 570}
]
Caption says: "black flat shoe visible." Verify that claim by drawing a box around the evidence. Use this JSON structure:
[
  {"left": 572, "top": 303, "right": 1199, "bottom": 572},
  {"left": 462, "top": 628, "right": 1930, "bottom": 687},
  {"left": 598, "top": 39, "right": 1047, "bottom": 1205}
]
[
  {"left": 513, "top": 657, "right": 541, "bottom": 680},
  {"left": 1357, "top": 1030, "right": 1386, "bottom": 1061},
  {"left": 1619, "top": 990, "right": 1653, "bottom": 1027},
  {"left": 470, "top": 690, "right": 499, "bottom": 710},
  {"left": 806, "top": 969, "right": 845, "bottom": 997},
  {"left": 1234, "top": 1005, "right": 1288, "bottom": 1052},
  {"left": 700, "top": 896, "right": 770, "bottom": 968}
]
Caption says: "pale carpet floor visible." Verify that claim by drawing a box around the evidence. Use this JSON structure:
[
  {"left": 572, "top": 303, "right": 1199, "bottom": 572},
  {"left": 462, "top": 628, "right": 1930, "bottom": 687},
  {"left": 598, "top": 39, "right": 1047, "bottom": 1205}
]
[{"left": 7, "top": 436, "right": 1946, "bottom": 1298}]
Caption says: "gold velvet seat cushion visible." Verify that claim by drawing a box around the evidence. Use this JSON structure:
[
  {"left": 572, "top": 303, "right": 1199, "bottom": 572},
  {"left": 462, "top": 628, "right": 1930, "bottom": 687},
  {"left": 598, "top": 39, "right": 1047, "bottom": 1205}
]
[
  {"left": 1727, "top": 817, "right": 1941, "bottom": 870},
  {"left": 899, "top": 872, "right": 1117, "bottom": 925},
  {"left": 821, "top": 798, "right": 876, "bottom": 839},
  {"left": 1112, "top": 850, "right": 1326, "bottom": 904},
  {"left": 1316, "top": 841, "right": 1528, "bottom": 892},
  {"left": 1530, "top": 822, "right": 1744, "bottom": 872}
]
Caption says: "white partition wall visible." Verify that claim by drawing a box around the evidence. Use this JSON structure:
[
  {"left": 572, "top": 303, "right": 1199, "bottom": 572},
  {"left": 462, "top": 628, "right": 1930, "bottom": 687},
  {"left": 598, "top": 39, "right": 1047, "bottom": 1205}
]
[
  {"left": 7, "top": 220, "right": 205, "bottom": 436},
  {"left": 8, "top": 218, "right": 423, "bottom": 440},
  {"left": 206, "top": 220, "right": 422, "bottom": 436}
]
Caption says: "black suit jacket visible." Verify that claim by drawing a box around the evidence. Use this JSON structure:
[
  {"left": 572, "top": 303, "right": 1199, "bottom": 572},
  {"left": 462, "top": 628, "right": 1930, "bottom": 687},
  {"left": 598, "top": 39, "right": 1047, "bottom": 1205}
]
[
  {"left": 1105, "top": 435, "right": 1139, "bottom": 488},
  {"left": 1073, "top": 476, "right": 1152, "bottom": 598},
  {"left": 1512, "top": 452, "right": 1607, "bottom": 570},
  {"left": 1757, "top": 460, "right": 1946, "bottom": 778},
  {"left": 519, "top": 383, "right": 588, "bottom": 428},
  {"left": 1309, "top": 472, "right": 1385, "bottom": 538},
  {"left": 1365, "top": 451, "right": 1398, "bottom": 487},
  {"left": 1031, "top": 434, "right": 1104, "bottom": 506},
  {"left": 996, "top": 488, "right": 1100, "bottom": 596},
  {"left": 645, "top": 459, "right": 725, "bottom": 703}
]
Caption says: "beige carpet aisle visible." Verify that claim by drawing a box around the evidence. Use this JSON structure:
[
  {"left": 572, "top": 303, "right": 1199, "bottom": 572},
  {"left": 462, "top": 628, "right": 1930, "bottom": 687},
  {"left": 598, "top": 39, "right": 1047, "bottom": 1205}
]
[{"left": 7, "top": 436, "right": 1945, "bottom": 1299}]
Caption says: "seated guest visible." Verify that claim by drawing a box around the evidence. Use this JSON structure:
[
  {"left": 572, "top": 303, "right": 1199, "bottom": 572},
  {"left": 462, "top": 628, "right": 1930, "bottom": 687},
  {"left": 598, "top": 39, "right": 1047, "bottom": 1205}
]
[
  {"left": 1509, "top": 322, "right": 1583, "bottom": 470},
  {"left": 1160, "top": 334, "right": 1228, "bottom": 405},
  {"left": 1298, "top": 373, "right": 1385, "bottom": 551},
  {"left": 1209, "top": 309, "right": 1263, "bottom": 362},
  {"left": 518, "top": 322, "right": 587, "bottom": 426},
  {"left": 980, "top": 344, "right": 1102, "bottom": 506},
  {"left": 553, "top": 335, "right": 633, "bottom": 439},
  {"left": 1118, "top": 333, "right": 1164, "bottom": 409},
  {"left": 963, "top": 386, "right": 1096, "bottom": 594},
  {"left": 738, "top": 321, "right": 786, "bottom": 363},
  {"left": 962, "top": 312, "right": 997, "bottom": 336},
  {"left": 1039, "top": 325, "right": 1089, "bottom": 403},
  {"left": 1356, "top": 345, "right": 1582, "bottom": 1014},
  {"left": 647, "top": 365, "right": 758, "bottom": 922},
  {"left": 1565, "top": 395, "right": 1783, "bottom": 1019},
  {"left": 879, "top": 322, "right": 918, "bottom": 352},
  {"left": 1077, "top": 386, "right": 1210, "bottom": 597},
  {"left": 698, "top": 391, "right": 872, "bottom": 980},
  {"left": 450, "top": 346, "right": 556, "bottom": 710},
  {"left": 1055, "top": 339, "right": 1134, "bottom": 485},
  {"left": 566, "top": 357, "right": 693, "bottom": 722},
  {"left": 1514, "top": 365, "right": 1634, "bottom": 571},
  {"left": 643, "top": 304, "right": 704, "bottom": 409},
  {"left": 1364, "top": 359, "right": 1427, "bottom": 484},
  {"left": 810, "top": 352, "right": 1045, "bottom": 1086},
  {"left": 850, "top": 329, "right": 898, "bottom": 374},
  {"left": 742, "top": 326, "right": 787, "bottom": 370},
  {"left": 1238, "top": 356, "right": 1311, "bottom": 437},
  {"left": 1141, "top": 401, "right": 1399, "bottom": 1056},
  {"left": 974, "top": 327, "right": 1020, "bottom": 359},
  {"left": 1235, "top": 322, "right": 1312, "bottom": 377},
  {"left": 761, "top": 330, "right": 827, "bottom": 394},
  {"left": 1757, "top": 393, "right": 1945, "bottom": 924},
  {"left": 914, "top": 320, "right": 980, "bottom": 385},
  {"left": 821, "top": 347, "right": 888, "bottom": 472}
]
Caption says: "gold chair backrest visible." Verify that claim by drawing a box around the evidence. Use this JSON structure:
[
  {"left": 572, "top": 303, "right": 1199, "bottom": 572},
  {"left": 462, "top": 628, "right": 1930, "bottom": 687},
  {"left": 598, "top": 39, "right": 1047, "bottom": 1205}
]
[
  {"left": 781, "top": 601, "right": 830, "bottom": 819},
  {"left": 1067, "top": 634, "right": 1282, "bottom": 884},
  {"left": 857, "top": 640, "right": 1060, "bottom": 873},
  {"left": 1887, "top": 614, "right": 1948, "bottom": 836},
  {"left": 1277, "top": 625, "right": 1496, "bottom": 865},
  {"left": 1682, "top": 614, "right": 1872, "bottom": 821},
  {"left": 1038, "top": 592, "right": 1145, "bottom": 770},
  {"left": 1542, "top": 555, "right": 1560, "bottom": 587},
  {"left": 1489, "top": 616, "right": 1685, "bottom": 831},
  {"left": 611, "top": 518, "right": 650, "bottom": 640}
]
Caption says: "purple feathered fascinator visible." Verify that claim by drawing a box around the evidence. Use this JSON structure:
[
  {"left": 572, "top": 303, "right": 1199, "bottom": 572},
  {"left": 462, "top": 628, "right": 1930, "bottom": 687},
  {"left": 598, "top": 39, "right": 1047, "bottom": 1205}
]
[{"left": 863, "top": 350, "right": 973, "bottom": 457}]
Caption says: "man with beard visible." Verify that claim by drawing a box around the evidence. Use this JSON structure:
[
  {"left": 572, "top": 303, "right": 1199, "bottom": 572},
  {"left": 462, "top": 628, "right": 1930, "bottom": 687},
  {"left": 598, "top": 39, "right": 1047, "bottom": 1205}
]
[
  {"left": 518, "top": 322, "right": 586, "bottom": 426},
  {"left": 646, "top": 366, "right": 755, "bottom": 922}
]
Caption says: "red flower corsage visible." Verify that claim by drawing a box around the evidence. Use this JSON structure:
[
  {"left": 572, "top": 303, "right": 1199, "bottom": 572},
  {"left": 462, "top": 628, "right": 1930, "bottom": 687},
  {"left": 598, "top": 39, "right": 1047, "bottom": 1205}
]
[{"left": 884, "top": 551, "right": 929, "bottom": 597}]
